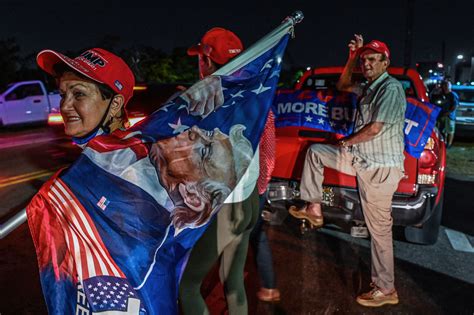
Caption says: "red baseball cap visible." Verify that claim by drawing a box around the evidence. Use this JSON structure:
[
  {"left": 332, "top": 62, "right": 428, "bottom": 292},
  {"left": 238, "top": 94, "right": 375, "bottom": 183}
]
[
  {"left": 358, "top": 40, "right": 390, "bottom": 59},
  {"left": 36, "top": 48, "right": 135, "bottom": 104},
  {"left": 187, "top": 27, "right": 243, "bottom": 65}
]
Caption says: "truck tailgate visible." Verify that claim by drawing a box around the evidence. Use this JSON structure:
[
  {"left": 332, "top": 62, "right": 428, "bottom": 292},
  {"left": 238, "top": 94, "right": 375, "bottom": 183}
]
[{"left": 273, "top": 127, "right": 418, "bottom": 195}]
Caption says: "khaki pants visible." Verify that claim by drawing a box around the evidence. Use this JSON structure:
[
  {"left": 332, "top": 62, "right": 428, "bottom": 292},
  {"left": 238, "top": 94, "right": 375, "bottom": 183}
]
[{"left": 300, "top": 144, "right": 403, "bottom": 291}]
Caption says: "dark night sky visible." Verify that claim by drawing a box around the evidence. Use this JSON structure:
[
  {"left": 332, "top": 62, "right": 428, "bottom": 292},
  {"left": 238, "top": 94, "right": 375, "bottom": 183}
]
[{"left": 2, "top": 0, "right": 474, "bottom": 69}]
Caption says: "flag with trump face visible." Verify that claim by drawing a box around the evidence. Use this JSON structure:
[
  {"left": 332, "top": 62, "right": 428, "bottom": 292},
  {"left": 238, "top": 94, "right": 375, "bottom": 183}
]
[{"left": 27, "top": 34, "right": 290, "bottom": 314}]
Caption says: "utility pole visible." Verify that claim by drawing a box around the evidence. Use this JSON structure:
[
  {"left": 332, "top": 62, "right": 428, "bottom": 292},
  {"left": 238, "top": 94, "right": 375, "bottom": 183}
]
[
  {"left": 404, "top": 0, "right": 415, "bottom": 68},
  {"left": 470, "top": 56, "right": 474, "bottom": 83},
  {"left": 441, "top": 40, "right": 445, "bottom": 65}
]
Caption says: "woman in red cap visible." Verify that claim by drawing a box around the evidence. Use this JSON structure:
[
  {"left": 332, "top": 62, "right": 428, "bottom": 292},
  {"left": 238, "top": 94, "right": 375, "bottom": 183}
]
[{"left": 36, "top": 48, "right": 136, "bottom": 145}]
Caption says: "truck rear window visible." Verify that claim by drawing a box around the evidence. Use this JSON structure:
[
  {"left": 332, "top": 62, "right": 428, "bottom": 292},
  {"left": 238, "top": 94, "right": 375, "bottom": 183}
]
[{"left": 301, "top": 74, "right": 418, "bottom": 99}]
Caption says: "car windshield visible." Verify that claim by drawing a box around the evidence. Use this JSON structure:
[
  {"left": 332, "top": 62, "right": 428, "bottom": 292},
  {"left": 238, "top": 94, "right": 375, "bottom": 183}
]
[
  {"left": 301, "top": 73, "right": 417, "bottom": 99},
  {"left": 0, "top": 83, "right": 14, "bottom": 95},
  {"left": 455, "top": 90, "right": 474, "bottom": 103}
]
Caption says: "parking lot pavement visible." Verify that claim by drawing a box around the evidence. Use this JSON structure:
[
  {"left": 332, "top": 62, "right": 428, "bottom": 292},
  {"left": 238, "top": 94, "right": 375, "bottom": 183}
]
[
  {"left": 255, "top": 220, "right": 474, "bottom": 315},
  {"left": 446, "top": 140, "right": 474, "bottom": 181},
  {"left": 0, "top": 126, "right": 65, "bottom": 150}
]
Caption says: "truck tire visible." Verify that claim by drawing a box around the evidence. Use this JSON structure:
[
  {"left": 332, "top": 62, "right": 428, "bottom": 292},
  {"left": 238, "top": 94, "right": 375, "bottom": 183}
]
[{"left": 404, "top": 192, "right": 444, "bottom": 245}]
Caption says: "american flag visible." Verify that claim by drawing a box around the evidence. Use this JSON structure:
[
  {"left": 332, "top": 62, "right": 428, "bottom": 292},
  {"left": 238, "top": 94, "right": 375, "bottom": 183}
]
[
  {"left": 47, "top": 178, "right": 125, "bottom": 280},
  {"left": 80, "top": 276, "right": 143, "bottom": 313}
]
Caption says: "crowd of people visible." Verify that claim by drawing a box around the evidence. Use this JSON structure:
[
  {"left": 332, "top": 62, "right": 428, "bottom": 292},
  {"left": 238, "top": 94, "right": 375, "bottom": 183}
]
[{"left": 30, "top": 28, "right": 417, "bottom": 313}]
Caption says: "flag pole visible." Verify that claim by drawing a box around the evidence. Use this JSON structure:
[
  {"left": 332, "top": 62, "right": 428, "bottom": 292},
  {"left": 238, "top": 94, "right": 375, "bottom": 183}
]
[
  {"left": 214, "top": 10, "right": 304, "bottom": 76},
  {"left": 0, "top": 208, "right": 26, "bottom": 239}
]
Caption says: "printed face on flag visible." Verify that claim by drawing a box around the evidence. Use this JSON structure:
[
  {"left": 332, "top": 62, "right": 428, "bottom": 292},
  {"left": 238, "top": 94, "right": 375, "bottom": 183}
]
[
  {"left": 151, "top": 125, "right": 236, "bottom": 189},
  {"left": 149, "top": 124, "right": 252, "bottom": 230}
]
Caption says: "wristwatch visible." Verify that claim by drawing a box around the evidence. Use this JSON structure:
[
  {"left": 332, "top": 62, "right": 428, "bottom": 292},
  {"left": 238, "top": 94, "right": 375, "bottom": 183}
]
[{"left": 339, "top": 139, "right": 348, "bottom": 147}]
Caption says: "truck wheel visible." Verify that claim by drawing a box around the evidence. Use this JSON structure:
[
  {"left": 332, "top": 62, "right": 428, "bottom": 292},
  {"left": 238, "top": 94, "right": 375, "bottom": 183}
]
[{"left": 404, "top": 193, "right": 444, "bottom": 245}]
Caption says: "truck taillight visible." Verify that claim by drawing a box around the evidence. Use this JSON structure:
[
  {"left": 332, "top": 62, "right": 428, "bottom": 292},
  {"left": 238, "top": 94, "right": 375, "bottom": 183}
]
[
  {"left": 419, "top": 149, "right": 437, "bottom": 168},
  {"left": 417, "top": 137, "right": 438, "bottom": 185}
]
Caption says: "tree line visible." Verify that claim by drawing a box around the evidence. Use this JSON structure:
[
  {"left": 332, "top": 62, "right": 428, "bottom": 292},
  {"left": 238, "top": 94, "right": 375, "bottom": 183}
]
[{"left": 0, "top": 35, "right": 301, "bottom": 91}]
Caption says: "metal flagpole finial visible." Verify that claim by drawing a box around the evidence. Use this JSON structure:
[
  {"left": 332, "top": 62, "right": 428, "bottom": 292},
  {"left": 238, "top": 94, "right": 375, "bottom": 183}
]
[{"left": 290, "top": 11, "right": 304, "bottom": 24}]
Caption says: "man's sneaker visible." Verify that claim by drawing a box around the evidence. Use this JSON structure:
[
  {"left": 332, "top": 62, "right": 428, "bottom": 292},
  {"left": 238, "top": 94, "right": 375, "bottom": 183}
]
[{"left": 356, "top": 285, "right": 399, "bottom": 307}]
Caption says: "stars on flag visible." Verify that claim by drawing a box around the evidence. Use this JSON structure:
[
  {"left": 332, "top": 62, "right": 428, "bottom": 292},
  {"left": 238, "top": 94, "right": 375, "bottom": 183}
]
[
  {"left": 251, "top": 83, "right": 272, "bottom": 95},
  {"left": 260, "top": 59, "right": 273, "bottom": 72},
  {"left": 270, "top": 70, "right": 280, "bottom": 79},
  {"left": 82, "top": 276, "right": 141, "bottom": 313},
  {"left": 158, "top": 102, "right": 174, "bottom": 112},
  {"left": 177, "top": 104, "right": 189, "bottom": 112},
  {"left": 168, "top": 118, "right": 189, "bottom": 134},
  {"left": 230, "top": 90, "right": 245, "bottom": 98}
]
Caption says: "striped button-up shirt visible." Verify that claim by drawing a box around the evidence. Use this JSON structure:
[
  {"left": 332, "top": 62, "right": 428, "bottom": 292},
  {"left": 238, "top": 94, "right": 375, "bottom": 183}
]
[{"left": 352, "top": 72, "right": 406, "bottom": 171}]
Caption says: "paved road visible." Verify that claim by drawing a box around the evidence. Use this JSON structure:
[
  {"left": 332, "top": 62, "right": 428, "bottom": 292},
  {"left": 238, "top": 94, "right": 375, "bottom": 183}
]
[
  {"left": 0, "top": 126, "right": 80, "bottom": 221},
  {"left": 2, "top": 179, "right": 473, "bottom": 314}
]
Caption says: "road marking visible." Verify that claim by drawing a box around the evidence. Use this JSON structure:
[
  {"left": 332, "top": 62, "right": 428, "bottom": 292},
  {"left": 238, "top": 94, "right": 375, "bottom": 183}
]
[
  {"left": 0, "top": 166, "right": 67, "bottom": 188},
  {"left": 445, "top": 228, "right": 474, "bottom": 253}
]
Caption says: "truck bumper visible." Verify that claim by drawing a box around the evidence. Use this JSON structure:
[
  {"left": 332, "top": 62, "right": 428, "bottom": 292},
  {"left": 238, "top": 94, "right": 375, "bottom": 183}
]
[{"left": 267, "top": 181, "right": 439, "bottom": 227}]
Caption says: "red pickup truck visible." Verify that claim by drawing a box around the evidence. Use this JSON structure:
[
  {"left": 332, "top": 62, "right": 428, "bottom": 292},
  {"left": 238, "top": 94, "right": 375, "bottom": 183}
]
[{"left": 268, "top": 66, "right": 446, "bottom": 245}]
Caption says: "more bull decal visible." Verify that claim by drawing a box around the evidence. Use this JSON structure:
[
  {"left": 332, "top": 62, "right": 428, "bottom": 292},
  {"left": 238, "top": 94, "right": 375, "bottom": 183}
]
[{"left": 272, "top": 89, "right": 441, "bottom": 158}]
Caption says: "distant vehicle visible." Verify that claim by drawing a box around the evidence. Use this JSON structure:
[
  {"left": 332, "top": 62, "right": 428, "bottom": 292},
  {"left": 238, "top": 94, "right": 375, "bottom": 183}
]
[
  {"left": 0, "top": 80, "right": 60, "bottom": 126},
  {"left": 268, "top": 66, "right": 446, "bottom": 245},
  {"left": 48, "top": 83, "right": 189, "bottom": 128},
  {"left": 452, "top": 85, "right": 474, "bottom": 137}
]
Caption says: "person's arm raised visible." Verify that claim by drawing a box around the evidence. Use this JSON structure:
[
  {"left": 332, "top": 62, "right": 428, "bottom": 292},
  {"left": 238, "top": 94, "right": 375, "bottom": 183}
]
[{"left": 336, "top": 34, "right": 363, "bottom": 93}]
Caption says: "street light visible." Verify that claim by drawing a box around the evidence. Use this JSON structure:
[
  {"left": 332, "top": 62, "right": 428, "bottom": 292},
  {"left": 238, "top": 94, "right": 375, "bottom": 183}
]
[{"left": 457, "top": 54, "right": 464, "bottom": 60}]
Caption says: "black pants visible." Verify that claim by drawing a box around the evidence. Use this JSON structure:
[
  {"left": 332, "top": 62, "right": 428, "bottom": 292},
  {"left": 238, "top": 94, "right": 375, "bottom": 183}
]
[{"left": 179, "top": 187, "right": 259, "bottom": 315}]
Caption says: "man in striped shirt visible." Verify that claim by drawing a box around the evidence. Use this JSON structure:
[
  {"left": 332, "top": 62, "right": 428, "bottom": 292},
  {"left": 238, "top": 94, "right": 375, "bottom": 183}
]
[{"left": 289, "top": 34, "right": 406, "bottom": 307}]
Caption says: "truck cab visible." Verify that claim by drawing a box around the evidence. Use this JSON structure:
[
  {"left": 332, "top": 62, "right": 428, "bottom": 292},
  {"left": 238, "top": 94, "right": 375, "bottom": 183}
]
[
  {"left": 268, "top": 67, "right": 446, "bottom": 245},
  {"left": 0, "top": 80, "right": 60, "bottom": 126}
]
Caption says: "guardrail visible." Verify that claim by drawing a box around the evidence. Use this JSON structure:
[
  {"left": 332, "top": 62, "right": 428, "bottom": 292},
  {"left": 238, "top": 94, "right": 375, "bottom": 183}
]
[{"left": 0, "top": 209, "right": 27, "bottom": 239}]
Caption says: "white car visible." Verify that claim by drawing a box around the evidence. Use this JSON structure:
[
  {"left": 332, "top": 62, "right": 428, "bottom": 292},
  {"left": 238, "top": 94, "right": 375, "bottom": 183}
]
[
  {"left": 452, "top": 85, "right": 474, "bottom": 137},
  {"left": 0, "top": 80, "right": 60, "bottom": 126}
]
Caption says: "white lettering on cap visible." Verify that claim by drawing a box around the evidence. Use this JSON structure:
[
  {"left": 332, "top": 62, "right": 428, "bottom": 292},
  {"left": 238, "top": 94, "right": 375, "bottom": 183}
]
[{"left": 78, "top": 51, "right": 108, "bottom": 69}]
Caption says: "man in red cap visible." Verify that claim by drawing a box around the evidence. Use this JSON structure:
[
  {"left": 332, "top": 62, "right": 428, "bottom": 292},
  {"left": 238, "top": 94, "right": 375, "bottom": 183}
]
[
  {"left": 187, "top": 27, "right": 243, "bottom": 79},
  {"left": 179, "top": 27, "right": 280, "bottom": 314},
  {"left": 290, "top": 34, "right": 406, "bottom": 307}
]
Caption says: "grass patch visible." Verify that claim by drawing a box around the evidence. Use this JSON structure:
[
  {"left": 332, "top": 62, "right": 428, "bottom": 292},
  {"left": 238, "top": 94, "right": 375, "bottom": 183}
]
[{"left": 446, "top": 141, "right": 474, "bottom": 177}]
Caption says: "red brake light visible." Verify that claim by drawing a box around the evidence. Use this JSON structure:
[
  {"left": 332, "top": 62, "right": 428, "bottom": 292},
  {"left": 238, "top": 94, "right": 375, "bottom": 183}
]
[
  {"left": 417, "top": 137, "right": 440, "bottom": 185},
  {"left": 419, "top": 149, "right": 437, "bottom": 168}
]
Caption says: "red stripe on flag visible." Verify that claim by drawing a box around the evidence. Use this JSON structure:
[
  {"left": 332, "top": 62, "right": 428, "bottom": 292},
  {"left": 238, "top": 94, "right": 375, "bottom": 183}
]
[
  {"left": 87, "top": 132, "right": 149, "bottom": 160},
  {"left": 54, "top": 179, "right": 125, "bottom": 278},
  {"left": 48, "top": 191, "right": 82, "bottom": 280}
]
